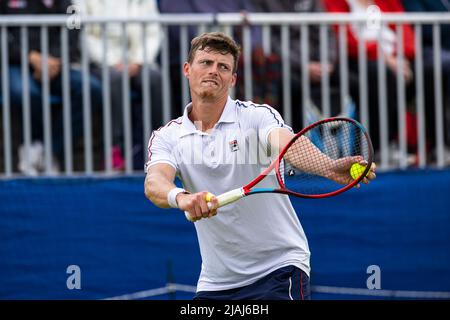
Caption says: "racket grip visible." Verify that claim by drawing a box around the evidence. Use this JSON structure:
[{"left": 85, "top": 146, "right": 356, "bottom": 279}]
[
  {"left": 210, "top": 188, "right": 245, "bottom": 208},
  {"left": 185, "top": 211, "right": 195, "bottom": 222},
  {"left": 185, "top": 188, "right": 245, "bottom": 222}
]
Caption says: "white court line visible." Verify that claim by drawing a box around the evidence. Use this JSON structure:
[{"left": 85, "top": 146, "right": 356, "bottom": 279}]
[
  {"left": 312, "top": 285, "right": 450, "bottom": 299},
  {"left": 103, "top": 283, "right": 196, "bottom": 300},
  {"left": 104, "top": 283, "right": 450, "bottom": 300}
]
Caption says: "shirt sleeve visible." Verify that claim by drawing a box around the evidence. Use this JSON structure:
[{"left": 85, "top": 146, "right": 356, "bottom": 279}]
[
  {"left": 144, "top": 129, "right": 178, "bottom": 173},
  {"left": 252, "top": 105, "right": 293, "bottom": 151}
]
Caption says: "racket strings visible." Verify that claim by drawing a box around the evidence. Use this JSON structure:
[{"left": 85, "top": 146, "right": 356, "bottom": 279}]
[{"left": 281, "top": 119, "right": 370, "bottom": 196}]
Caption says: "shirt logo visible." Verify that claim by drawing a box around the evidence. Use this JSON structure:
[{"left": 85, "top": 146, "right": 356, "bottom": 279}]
[{"left": 229, "top": 139, "right": 239, "bottom": 152}]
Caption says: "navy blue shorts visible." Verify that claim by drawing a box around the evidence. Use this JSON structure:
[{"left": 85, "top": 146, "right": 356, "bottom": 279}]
[{"left": 193, "top": 265, "right": 311, "bottom": 300}]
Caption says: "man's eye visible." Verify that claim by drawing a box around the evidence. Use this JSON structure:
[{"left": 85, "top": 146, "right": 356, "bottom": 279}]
[{"left": 220, "top": 65, "right": 229, "bottom": 70}]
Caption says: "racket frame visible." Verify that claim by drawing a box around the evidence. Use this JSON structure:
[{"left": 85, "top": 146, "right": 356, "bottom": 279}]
[{"left": 240, "top": 117, "right": 374, "bottom": 200}]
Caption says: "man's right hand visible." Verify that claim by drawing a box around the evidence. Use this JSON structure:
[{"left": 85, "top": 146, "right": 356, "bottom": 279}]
[{"left": 177, "top": 191, "right": 218, "bottom": 222}]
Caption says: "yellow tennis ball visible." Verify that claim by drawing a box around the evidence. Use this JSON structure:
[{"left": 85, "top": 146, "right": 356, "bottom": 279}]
[
  {"left": 205, "top": 192, "right": 214, "bottom": 202},
  {"left": 350, "top": 163, "right": 367, "bottom": 180}
]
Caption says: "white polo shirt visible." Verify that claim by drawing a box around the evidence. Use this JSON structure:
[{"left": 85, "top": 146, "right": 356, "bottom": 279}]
[{"left": 145, "top": 97, "right": 310, "bottom": 292}]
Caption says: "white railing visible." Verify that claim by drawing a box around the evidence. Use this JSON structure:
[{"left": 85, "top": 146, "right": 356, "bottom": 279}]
[{"left": 1, "top": 13, "right": 449, "bottom": 177}]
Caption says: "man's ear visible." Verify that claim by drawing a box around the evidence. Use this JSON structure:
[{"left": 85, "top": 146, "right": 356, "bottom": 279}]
[
  {"left": 230, "top": 73, "right": 237, "bottom": 88},
  {"left": 183, "top": 62, "right": 190, "bottom": 78}
]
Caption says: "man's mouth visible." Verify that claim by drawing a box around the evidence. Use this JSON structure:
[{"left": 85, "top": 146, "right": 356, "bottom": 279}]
[{"left": 201, "top": 79, "right": 219, "bottom": 86}]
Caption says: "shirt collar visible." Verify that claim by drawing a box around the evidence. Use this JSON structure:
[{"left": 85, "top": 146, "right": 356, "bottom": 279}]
[{"left": 180, "top": 96, "right": 237, "bottom": 137}]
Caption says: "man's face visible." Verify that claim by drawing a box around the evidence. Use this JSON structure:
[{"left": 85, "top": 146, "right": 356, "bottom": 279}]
[{"left": 183, "top": 48, "right": 237, "bottom": 100}]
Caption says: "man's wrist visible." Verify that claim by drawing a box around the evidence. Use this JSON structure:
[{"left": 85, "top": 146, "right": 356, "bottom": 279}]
[{"left": 167, "top": 187, "right": 188, "bottom": 208}]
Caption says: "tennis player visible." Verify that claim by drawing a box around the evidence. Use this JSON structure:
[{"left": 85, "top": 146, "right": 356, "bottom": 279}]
[{"left": 144, "top": 32, "right": 376, "bottom": 300}]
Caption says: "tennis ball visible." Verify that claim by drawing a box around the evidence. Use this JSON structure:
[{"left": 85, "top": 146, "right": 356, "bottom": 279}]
[
  {"left": 205, "top": 192, "right": 214, "bottom": 202},
  {"left": 350, "top": 163, "right": 367, "bottom": 180}
]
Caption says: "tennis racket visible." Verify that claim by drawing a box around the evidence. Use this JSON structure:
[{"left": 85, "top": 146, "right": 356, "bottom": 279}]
[{"left": 185, "top": 117, "right": 374, "bottom": 222}]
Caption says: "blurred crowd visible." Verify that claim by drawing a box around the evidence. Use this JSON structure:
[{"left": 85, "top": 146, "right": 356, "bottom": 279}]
[{"left": 0, "top": 0, "right": 449, "bottom": 175}]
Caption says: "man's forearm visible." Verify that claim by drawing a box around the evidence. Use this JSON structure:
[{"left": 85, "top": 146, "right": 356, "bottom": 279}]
[
  {"left": 284, "top": 136, "right": 334, "bottom": 177},
  {"left": 269, "top": 128, "right": 334, "bottom": 177},
  {"left": 144, "top": 173, "right": 177, "bottom": 208}
]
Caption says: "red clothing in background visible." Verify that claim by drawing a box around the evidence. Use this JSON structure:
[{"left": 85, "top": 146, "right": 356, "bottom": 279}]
[{"left": 323, "top": 0, "right": 415, "bottom": 60}]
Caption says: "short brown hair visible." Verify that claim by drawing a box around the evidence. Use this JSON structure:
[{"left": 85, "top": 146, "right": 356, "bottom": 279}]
[{"left": 187, "top": 32, "right": 241, "bottom": 73}]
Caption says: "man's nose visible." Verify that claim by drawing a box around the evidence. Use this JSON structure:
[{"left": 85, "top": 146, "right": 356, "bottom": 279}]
[{"left": 208, "top": 63, "right": 219, "bottom": 74}]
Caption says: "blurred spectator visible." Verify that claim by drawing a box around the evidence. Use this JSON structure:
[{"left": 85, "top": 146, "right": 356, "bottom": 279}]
[
  {"left": 159, "top": 0, "right": 280, "bottom": 113},
  {"left": 0, "top": 0, "right": 103, "bottom": 175},
  {"left": 323, "top": 0, "right": 416, "bottom": 158},
  {"left": 76, "top": 0, "right": 163, "bottom": 171},
  {"left": 251, "top": 0, "right": 359, "bottom": 132},
  {"left": 402, "top": 0, "right": 450, "bottom": 160},
  {"left": 402, "top": 0, "right": 450, "bottom": 51}
]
